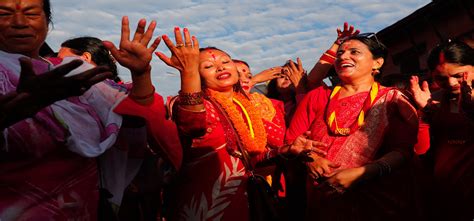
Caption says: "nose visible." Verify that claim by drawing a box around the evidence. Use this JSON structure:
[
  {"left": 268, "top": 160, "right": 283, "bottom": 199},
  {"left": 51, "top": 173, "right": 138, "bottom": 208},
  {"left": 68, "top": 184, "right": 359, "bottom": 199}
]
[
  {"left": 12, "top": 12, "right": 28, "bottom": 28},
  {"left": 216, "top": 63, "right": 226, "bottom": 72}
]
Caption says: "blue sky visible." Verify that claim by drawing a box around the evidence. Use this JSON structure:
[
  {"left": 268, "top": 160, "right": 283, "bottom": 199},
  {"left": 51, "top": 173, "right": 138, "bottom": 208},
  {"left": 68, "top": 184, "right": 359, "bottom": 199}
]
[{"left": 47, "top": 0, "right": 430, "bottom": 97}]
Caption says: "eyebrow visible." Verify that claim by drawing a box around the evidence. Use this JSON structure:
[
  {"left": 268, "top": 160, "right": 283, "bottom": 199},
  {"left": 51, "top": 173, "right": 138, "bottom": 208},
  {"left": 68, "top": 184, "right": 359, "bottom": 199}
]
[{"left": 0, "top": 4, "right": 42, "bottom": 11}]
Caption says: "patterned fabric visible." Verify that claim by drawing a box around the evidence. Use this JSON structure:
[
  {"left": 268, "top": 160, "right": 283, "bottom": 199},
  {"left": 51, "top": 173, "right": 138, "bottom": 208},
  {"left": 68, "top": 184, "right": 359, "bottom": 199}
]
[
  {"left": 0, "top": 51, "right": 128, "bottom": 220},
  {"left": 286, "top": 85, "right": 420, "bottom": 220},
  {"left": 166, "top": 94, "right": 285, "bottom": 221}
]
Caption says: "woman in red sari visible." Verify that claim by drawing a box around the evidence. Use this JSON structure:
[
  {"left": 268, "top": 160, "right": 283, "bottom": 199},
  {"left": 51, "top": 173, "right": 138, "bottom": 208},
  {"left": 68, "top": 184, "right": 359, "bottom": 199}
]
[
  {"left": 155, "top": 28, "right": 326, "bottom": 221},
  {"left": 410, "top": 40, "right": 474, "bottom": 220},
  {"left": 286, "top": 33, "right": 420, "bottom": 220}
]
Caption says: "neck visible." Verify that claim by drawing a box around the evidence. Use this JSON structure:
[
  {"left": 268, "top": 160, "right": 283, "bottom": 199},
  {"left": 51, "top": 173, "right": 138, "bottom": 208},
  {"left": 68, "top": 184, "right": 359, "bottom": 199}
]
[{"left": 340, "top": 77, "right": 375, "bottom": 95}]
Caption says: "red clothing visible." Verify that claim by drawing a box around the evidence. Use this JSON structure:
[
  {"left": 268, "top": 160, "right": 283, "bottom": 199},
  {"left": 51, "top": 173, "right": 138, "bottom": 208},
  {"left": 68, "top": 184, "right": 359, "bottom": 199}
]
[
  {"left": 287, "top": 86, "right": 420, "bottom": 220},
  {"left": 166, "top": 95, "right": 284, "bottom": 221},
  {"left": 418, "top": 96, "right": 474, "bottom": 220}
]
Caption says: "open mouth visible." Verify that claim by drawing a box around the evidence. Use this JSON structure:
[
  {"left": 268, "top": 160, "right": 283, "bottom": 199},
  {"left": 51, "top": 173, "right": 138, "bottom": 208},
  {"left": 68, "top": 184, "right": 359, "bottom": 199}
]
[{"left": 217, "top": 72, "right": 231, "bottom": 80}]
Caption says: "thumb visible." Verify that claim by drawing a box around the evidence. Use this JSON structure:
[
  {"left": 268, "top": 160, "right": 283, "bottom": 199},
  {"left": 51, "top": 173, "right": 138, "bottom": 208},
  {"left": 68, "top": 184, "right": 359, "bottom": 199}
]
[
  {"left": 102, "top": 41, "right": 120, "bottom": 59},
  {"left": 421, "top": 81, "right": 430, "bottom": 93},
  {"left": 17, "top": 57, "right": 35, "bottom": 92},
  {"left": 328, "top": 162, "right": 341, "bottom": 168}
]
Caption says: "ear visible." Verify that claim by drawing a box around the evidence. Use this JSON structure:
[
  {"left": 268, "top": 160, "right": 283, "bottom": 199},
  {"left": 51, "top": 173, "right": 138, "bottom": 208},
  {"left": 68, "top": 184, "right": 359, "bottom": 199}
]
[
  {"left": 372, "top": 57, "right": 384, "bottom": 71},
  {"left": 82, "top": 52, "right": 94, "bottom": 64}
]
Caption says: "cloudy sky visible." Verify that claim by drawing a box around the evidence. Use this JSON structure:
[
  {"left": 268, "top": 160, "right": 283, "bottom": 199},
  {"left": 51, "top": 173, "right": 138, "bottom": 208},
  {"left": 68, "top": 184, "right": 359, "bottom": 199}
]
[{"left": 47, "top": 0, "right": 430, "bottom": 97}]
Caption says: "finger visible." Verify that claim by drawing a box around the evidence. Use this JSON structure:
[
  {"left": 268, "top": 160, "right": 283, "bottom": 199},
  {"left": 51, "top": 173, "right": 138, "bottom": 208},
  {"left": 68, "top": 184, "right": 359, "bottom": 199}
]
[
  {"left": 174, "top": 27, "right": 184, "bottom": 46},
  {"left": 155, "top": 51, "right": 174, "bottom": 67},
  {"left": 102, "top": 41, "right": 121, "bottom": 61},
  {"left": 353, "top": 29, "right": 360, "bottom": 35},
  {"left": 18, "top": 57, "right": 35, "bottom": 81},
  {"left": 336, "top": 28, "right": 341, "bottom": 36},
  {"left": 289, "top": 60, "right": 297, "bottom": 72},
  {"left": 44, "top": 59, "right": 84, "bottom": 80},
  {"left": 328, "top": 162, "right": 341, "bottom": 169},
  {"left": 73, "top": 65, "right": 111, "bottom": 82},
  {"left": 161, "top": 35, "right": 177, "bottom": 54},
  {"left": 343, "top": 22, "right": 348, "bottom": 31},
  {"left": 132, "top": 18, "right": 147, "bottom": 43},
  {"left": 310, "top": 146, "right": 327, "bottom": 156},
  {"left": 183, "top": 27, "right": 192, "bottom": 47},
  {"left": 141, "top": 20, "right": 157, "bottom": 46},
  {"left": 297, "top": 57, "right": 303, "bottom": 71},
  {"left": 148, "top": 36, "right": 162, "bottom": 53},
  {"left": 421, "top": 81, "right": 430, "bottom": 93},
  {"left": 86, "top": 71, "right": 114, "bottom": 85},
  {"left": 192, "top": 36, "right": 199, "bottom": 49},
  {"left": 120, "top": 16, "right": 131, "bottom": 48},
  {"left": 348, "top": 25, "right": 354, "bottom": 34},
  {"left": 0, "top": 92, "right": 19, "bottom": 103}
]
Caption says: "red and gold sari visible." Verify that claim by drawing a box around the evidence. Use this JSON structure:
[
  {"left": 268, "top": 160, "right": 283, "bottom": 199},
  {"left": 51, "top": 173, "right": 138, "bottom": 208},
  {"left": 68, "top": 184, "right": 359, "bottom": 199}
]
[{"left": 286, "top": 85, "right": 420, "bottom": 220}]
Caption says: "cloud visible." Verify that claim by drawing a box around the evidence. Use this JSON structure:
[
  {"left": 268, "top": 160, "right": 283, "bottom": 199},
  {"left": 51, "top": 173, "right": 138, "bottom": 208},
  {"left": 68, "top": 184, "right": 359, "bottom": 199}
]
[{"left": 48, "top": 0, "right": 430, "bottom": 97}]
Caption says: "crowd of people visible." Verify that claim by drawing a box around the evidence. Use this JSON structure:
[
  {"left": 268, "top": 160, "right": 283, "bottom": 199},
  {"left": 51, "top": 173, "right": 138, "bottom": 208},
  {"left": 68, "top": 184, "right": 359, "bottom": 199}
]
[{"left": 0, "top": 0, "right": 473, "bottom": 221}]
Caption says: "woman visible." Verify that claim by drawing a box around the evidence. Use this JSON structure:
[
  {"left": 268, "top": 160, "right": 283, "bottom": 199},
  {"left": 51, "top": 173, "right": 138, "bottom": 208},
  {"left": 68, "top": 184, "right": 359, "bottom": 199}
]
[
  {"left": 155, "top": 28, "right": 326, "bottom": 220},
  {"left": 0, "top": 0, "right": 173, "bottom": 219},
  {"left": 410, "top": 40, "right": 474, "bottom": 220},
  {"left": 286, "top": 33, "right": 420, "bottom": 220},
  {"left": 58, "top": 36, "right": 121, "bottom": 82}
]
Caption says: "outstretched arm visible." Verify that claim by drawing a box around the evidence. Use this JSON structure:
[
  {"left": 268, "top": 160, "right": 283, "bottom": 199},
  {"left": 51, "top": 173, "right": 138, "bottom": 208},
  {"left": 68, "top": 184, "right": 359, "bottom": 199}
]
[{"left": 103, "top": 16, "right": 161, "bottom": 105}]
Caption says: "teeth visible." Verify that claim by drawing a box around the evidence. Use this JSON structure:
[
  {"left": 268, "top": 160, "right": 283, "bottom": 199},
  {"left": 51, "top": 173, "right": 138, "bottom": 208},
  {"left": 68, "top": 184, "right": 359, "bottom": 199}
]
[{"left": 341, "top": 64, "right": 353, "bottom": 67}]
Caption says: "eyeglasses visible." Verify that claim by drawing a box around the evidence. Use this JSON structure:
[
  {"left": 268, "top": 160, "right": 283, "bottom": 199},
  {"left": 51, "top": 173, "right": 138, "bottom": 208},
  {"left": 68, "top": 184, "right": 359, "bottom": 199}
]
[{"left": 354, "top": 32, "right": 383, "bottom": 47}]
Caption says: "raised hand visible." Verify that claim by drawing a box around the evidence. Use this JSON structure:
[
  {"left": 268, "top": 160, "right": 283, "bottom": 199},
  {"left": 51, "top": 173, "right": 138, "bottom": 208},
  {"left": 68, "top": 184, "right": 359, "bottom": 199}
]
[
  {"left": 251, "top": 66, "right": 282, "bottom": 84},
  {"left": 16, "top": 58, "right": 112, "bottom": 101},
  {"left": 2, "top": 58, "right": 112, "bottom": 128},
  {"left": 103, "top": 16, "right": 161, "bottom": 76},
  {"left": 409, "top": 76, "right": 435, "bottom": 108},
  {"left": 335, "top": 22, "right": 360, "bottom": 45},
  {"left": 155, "top": 27, "right": 200, "bottom": 75},
  {"left": 285, "top": 58, "right": 306, "bottom": 92},
  {"left": 460, "top": 73, "right": 474, "bottom": 115}
]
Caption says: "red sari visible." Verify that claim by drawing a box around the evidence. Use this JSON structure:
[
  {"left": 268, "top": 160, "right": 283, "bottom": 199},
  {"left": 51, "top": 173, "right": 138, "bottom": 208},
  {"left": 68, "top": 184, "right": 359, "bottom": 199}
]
[
  {"left": 166, "top": 93, "right": 284, "bottom": 221},
  {"left": 286, "top": 86, "right": 420, "bottom": 220}
]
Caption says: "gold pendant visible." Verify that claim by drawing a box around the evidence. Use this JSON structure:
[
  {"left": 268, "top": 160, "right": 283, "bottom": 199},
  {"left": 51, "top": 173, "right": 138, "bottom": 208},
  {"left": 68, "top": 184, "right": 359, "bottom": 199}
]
[{"left": 335, "top": 127, "right": 350, "bottom": 136}]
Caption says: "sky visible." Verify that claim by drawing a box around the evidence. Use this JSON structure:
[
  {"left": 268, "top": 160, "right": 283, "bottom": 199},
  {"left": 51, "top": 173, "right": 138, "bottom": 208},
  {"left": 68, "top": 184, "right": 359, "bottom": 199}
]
[{"left": 47, "top": 0, "right": 431, "bottom": 97}]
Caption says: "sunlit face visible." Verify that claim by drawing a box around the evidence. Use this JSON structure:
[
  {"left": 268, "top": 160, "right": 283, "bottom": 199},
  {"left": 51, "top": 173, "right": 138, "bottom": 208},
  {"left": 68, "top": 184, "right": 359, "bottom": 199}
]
[
  {"left": 277, "top": 66, "right": 292, "bottom": 89},
  {"left": 433, "top": 62, "right": 474, "bottom": 94},
  {"left": 199, "top": 49, "right": 239, "bottom": 92},
  {"left": 235, "top": 62, "right": 253, "bottom": 93},
  {"left": 335, "top": 39, "right": 383, "bottom": 82},
  {"left": 0, "top": 0, "right": 48, "bottom": 58}
]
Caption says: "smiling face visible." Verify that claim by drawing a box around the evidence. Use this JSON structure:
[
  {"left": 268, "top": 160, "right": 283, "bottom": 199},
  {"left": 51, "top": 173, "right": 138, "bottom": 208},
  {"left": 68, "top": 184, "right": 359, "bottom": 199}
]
[
  {"left": 199, "top": 49, "right": 239, "bottom": 92},
  {"left": 0, "top": 0, "right": 48, "bottom": 58},
  {"left": 235, "top": 62, "right": 253, "bottom": 93},
  {"left": 335, "top": 39, "right": 383, "bottom": 83},
  {"left": 433, "top": 62, "right": 473, "bottom": 95}
]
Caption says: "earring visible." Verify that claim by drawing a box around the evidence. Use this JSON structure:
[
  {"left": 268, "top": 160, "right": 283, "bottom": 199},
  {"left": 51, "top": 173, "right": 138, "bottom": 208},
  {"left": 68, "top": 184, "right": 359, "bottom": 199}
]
[{"left": 372, "top": 68, "right": 380, "bottom": 76}]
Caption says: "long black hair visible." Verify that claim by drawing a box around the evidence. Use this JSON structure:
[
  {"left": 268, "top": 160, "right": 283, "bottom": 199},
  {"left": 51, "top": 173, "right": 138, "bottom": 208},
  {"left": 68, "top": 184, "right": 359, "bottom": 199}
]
[{"left": 61, "top": 37, "right": 120, "bottom": 82}]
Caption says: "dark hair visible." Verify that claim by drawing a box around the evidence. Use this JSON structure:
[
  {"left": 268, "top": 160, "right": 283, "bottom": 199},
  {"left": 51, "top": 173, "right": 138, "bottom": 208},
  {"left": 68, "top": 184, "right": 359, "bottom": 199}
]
[
  {"left": 344, "top": 33, "right": 388, "bottom": 61},
  {"left": 61, "top": 36, "right": 120, "bottom": 82},
  {"left": 232, "top": 59, "right": 250, "bottom": 68},
  {"left": 42, "top": 0, "right": 52, "bottom": 25},
  {"left": 427, "top": 40, "right": 474, "bottom": 71}
]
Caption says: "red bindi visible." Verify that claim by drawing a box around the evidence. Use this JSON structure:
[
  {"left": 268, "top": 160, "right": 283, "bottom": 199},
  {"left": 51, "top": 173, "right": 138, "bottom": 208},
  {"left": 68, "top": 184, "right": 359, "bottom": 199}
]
[
  {"left": 208, "top": 51, "right": 216, "bottom": 61},
  {"left": 15, "top": 0, "right": 22, "bottom": 10}
]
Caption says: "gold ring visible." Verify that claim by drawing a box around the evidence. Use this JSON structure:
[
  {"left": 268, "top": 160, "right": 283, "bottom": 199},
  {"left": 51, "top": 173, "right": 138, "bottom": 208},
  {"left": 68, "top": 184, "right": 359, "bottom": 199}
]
[{"left": 176, "top": 43, "right": 184, "bottom": 48}]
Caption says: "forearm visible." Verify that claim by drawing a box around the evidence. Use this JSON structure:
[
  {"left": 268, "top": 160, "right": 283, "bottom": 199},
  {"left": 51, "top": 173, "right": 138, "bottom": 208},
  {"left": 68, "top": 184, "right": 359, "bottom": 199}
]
[
  {"left": 130, "top": 68, "right": 155, "bottom": 105},
  {"left": 307, "top": 43, "right": 339, "bottom": 89},
  {"left": 363, "top": 151, "right": 406, "bottom": 180},
  {"left": 179, "top": 70, "right": 205, "bottom": 111}
]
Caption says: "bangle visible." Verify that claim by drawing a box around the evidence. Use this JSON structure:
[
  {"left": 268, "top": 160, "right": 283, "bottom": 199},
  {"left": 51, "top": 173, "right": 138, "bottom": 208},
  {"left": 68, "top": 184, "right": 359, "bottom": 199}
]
[
  {"left": 129, "top": 86, "right": 155, "bottom": 100},
  {"left": 178, "top": 90, "right": 204, "bottom": 105},
  {"left": 319, "top": 50, "right": 337, "bottom": 64}
]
